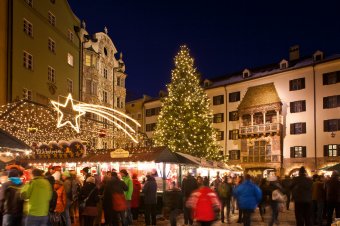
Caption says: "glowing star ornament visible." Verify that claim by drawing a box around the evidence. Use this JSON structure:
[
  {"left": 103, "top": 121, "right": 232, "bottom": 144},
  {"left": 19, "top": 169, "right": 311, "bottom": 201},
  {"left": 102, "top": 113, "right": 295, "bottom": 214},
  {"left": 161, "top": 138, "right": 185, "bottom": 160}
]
[{"left": 51, "top": 94, "right": 85, "bottom": 133}]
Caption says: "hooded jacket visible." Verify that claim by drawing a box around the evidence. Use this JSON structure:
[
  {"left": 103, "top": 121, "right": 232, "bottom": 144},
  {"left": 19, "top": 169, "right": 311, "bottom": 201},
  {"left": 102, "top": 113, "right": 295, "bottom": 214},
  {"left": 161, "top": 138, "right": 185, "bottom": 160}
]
[{"left": 233, "top": 179, "right": 262, "bottom": 210}]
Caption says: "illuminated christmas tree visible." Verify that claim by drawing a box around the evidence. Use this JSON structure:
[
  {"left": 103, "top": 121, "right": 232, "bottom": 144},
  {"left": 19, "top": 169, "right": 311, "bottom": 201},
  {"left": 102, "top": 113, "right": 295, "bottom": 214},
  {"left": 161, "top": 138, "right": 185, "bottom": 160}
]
[{"left": 154, "top": 45, "right": 220, "bottom": 160}]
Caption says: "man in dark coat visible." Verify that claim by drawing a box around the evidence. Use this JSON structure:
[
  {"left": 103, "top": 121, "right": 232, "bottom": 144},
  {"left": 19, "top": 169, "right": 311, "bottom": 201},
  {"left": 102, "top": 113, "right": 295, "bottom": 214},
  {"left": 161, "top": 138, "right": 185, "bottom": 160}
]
[
  {"left": 142, "top": 175, "right": 157, "bottom": 226},
  {"left": 325, "top": 170, "right": 340, "bottom": 226},
  {"left": 290, "top": 166, "right": 313, "bottom": 226},
  {"left": 164, "top": 182, "right": 182, "bottom": 226},
  {"left": 181, "top": 173, "right": 198, "bottom": 226}
]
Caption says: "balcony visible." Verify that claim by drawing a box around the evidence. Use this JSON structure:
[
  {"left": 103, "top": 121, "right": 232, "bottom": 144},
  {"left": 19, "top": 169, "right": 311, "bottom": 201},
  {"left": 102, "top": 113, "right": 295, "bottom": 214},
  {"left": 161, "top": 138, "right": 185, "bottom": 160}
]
[{"left": 240, "top": 123, "right": 281, "bottom": 136}]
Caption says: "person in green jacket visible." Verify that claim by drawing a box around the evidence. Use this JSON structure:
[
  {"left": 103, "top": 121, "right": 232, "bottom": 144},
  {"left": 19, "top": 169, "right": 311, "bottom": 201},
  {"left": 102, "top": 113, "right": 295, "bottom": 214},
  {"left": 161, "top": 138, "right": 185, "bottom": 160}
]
[
  {"left": 21, "top": 168, "right": 52, "bottom": 226},
  {"left": 120, "top": 169, "right": 133, "bottom": 225}
]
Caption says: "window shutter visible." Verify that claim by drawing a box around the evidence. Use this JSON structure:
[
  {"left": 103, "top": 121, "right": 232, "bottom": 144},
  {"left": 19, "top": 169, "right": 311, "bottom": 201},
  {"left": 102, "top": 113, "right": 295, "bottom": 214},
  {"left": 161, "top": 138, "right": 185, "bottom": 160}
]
[
  {"left": 337, "top": 145, "right": 340, "bottom": 157},
  {"left": 324, "top": 120, "right": 329, "bottom": 132},
  {"left": 302, "top": 146, "right": 307, "bottom": 157},
  {"left": 324, "top": 145, "right": 328, "bottom": 157},
  {"left": 337, "top": 95, "right": 340, "bottom": 107},
  {"left": 337, "top": 71, "right": 340, "bottom": 83},
  {"left": 323, "top": 97, "right": 327, "bottom": 109},
  {"left": 302, "top": 123, "right": 306, "bottom": 133},
  {"left": 289, "top": 80, "right": 293, "bottom": 91},
  {"left": 237, "top": 150, "right": 240, "bottom": 160},
  {"left": 290, "top": 124, "right": 294, "bottom": 134},
  {"left": 338, "top": 119, "right": 340, "bottom": 130},
  {"left": 290, "top": 147, "right": 294, "bottom": 158},
  {"left": 302, "top": 100, "right": 306, "bottom": 111},
  {"left": 221, "top": 113, "right": 224, "bottom": 123},
  {"left": 228, "top": 130, "right": 232, "bottom": 140},
  {"left": 290, "top": 102, "right": 294, "bottom": 113},
  {"left": 301, "top": 78, "right": 305, "bottom": 89},
  {"left": 323, "top": 74, "right": 328, "bottom": 85}
]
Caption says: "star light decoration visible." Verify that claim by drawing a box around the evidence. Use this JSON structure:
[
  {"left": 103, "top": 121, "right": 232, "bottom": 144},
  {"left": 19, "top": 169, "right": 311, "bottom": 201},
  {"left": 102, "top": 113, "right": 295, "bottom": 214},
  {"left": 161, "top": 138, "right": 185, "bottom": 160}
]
[{"left": 51, "top": 94, "right": 85, "bottom": 133}]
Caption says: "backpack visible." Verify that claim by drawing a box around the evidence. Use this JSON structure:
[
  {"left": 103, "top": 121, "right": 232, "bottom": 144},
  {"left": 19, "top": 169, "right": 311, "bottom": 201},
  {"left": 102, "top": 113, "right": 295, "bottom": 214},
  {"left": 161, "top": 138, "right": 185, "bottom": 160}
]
[
  {"left": 5, "top": 184, "right": 24, "bottom": 214},
  {"left": 217, "top": 182, "right": 231, "bottom": 198}
]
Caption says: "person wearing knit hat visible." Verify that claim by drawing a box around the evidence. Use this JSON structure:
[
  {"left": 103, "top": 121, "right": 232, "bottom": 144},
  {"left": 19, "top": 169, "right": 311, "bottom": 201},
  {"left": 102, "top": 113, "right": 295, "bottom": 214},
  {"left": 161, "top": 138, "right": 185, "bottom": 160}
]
[
  {"left": 291, "top": 166, "right": 313, "bottom": 226},
  {"left": 0, "top": 169, "right": 23, "bottom": 226}
]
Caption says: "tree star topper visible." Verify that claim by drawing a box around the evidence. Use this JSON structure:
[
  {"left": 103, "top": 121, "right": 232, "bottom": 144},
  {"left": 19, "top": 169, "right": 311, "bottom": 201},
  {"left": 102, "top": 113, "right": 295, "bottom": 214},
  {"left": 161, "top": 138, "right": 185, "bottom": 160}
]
[{"left": 51, "top": 94, "right": 85, "bottom": 133}]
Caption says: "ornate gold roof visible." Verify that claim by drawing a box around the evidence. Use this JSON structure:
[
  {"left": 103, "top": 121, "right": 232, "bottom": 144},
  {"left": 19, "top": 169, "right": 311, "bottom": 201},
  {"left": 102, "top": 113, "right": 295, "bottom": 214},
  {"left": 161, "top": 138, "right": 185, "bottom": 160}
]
[{"left": 238, "top": 83, "right": 281, "bottom": 111}]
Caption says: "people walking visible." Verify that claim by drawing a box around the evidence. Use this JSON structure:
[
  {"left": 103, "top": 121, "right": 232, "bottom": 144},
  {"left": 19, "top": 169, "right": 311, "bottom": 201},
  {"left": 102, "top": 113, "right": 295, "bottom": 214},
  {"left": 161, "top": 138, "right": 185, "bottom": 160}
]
[
  {"left": 130, "top": 173, "right": 141, "bottom": 221},
  {"left": 290, "top": 166, "right": 313, "bottom": 226},
  {"left": 120, "top": 169, "right": 133, "bottom": 225},
  {"left": 61, "top": 171, "right": 72, "bottom": 226},
  {"left": 21, "top": 168, "right": 52, "bottom": 226},
  {"left": 281, "top": 175, "right": 292, "bottom": 210},
  {"left": 267, "top": 175, "right": 285, "bottom": 226},
  {"left": 0, "top": 169, "right": 24, "bottom": 226},
  {"left": 79, "top": 176, "right": 99, "bottom": 226},
  {"left": 142, "top": 174, "right": 157, "bottom": 226},
  {"left": 324, "top": 170, "right": 340, "bottom": 226},
  {"left": 233, "top": 174, "right": 262, "bottom": 226},
  {"left": 163, "top": 181, "right": 182, "bottom": 226},
  {"left": 217, "top": 175, "right": 232, "bottom": 223},
  {"left": 186, "top": 177, "right": 221, "bottom": 226},
  {"left": 181, "top": 172, "right": 198, "bottom": 226}
]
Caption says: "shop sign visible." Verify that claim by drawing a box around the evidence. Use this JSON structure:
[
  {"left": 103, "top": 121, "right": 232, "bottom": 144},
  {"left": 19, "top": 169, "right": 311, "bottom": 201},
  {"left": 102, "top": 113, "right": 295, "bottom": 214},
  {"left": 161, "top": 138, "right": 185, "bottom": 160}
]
[
  {"left": 31, "top": 141, "right": 85, "bottom": 159},
  {"left": 110, "top": 149, "right": 129, "bottom": 158}
]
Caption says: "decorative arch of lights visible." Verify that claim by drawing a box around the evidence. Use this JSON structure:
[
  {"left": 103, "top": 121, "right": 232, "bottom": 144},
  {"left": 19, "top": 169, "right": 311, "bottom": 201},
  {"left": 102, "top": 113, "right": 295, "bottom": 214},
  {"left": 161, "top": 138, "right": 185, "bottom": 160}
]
[{"left": 51, "top": 94, "right": 141, "bottom": 143}]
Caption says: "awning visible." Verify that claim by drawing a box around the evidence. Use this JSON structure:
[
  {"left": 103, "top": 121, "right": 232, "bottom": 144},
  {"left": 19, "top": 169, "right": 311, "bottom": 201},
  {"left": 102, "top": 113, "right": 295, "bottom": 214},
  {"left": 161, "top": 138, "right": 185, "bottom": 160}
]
[{"left": 0, "top": 129, "right": 31, "bottom": 151}]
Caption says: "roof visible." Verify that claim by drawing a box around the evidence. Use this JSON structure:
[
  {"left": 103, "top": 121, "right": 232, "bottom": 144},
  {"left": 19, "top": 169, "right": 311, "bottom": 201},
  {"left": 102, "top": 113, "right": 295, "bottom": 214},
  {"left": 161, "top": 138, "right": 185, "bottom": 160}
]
[
  {"left": 238, "top": 83, "right": 281, "bottom": 110},
  {"left": 0, "top": 129, "right": 31, "bottom": 151}
]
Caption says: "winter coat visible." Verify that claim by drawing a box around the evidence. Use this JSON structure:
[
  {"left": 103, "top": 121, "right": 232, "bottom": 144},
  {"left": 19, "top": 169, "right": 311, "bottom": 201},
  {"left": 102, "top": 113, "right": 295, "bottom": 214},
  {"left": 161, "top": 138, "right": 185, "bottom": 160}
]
[
  {"left": 290, "top": 175, "right": 312, "bottom": 203},
  {"left": 122, "top": 175, "right": 133, "bottom": 201},
  {"left": 54, "top": 181, "right": 66, "bottom": 213},
  {"left": 163, "top": 188, "right": 182, "bottom": 211},
  {"left": 131, "top": 179, "right": 141, "bottom": 208},
  {"left": 0, "top": 178, "right": 23, "bottom": 215},
  {"left": 325, "top": 176, "right": 340, "bottom": 203},
  {"left": 103, "top": 177, "right": 127, "bottom": 210},
  {"left": 186, "top": 186, "right": 221, "bottom": 222},
  {"left": 181, "top": 175, "right": 198, "bottom": 199},
  {"left": 21, "top": 176, "right": 52, "bottom": 216},
  {"left": 233, "top": 179, "right": 262, "bottom": 210},
  {"left": 142, "top": 176, "right": 157, "bottom": 205},
  {"left": 63, "top": 177, "right": 72, "bottom": 201},
  {"left": 79, "top": 182, "right": 99, "bottom": 207}
]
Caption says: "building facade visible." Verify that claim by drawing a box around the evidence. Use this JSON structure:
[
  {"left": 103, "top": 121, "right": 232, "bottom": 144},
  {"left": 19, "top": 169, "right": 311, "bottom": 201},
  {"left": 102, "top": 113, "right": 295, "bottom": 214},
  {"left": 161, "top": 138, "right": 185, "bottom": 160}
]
[
  {"left": 2, "top": 0, "right": 81, "bottom": 105},
  {"left": 127, "top": 48, "right": 340, "bottom": 176}
]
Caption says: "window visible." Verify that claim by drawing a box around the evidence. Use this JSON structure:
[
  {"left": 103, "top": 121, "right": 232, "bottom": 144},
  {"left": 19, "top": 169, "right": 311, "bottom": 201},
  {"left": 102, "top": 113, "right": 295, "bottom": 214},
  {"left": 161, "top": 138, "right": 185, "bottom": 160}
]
[
  {"left": 229, "top": 111, "right": 239, "bottom": 121},
  {"left": 25, "top": 0, "right": 33, "bottom": 7},
  {"left": 229, "top": 150, "right": 240, "bottom": 160},
  {"left": 289, "top": 78, "right": 305, "bottom": 91},
  {"left": 48, "top": 66, "right": 55, "bottom": 83},
  {"left": 48, "top": 11, "right": 56, "bottom": 26},
  {"left": 290, "top": 122, "right": 306, "bottom": 134},
  {"left": 146, "top": 123, "right": 156, "bottom": 132},
  {"left": 67, "top": 79, "right": 73, "bottom": 93},
  {"left": 23, "top": 88, "right": 32, "bottom": 100},
  {"left": 145, "top": 107, "right": 161, "bottom": 117},
  {"left": 85, "top": 54, "right": 96, "bottom": 67},
  {"left": 324, "top": 119, "right": 340, "bottom": 132},
  {"left": 103, "top": 91, "right": 108, "bottom": 103},
  {"left": 213, "top": 95, "right": 224, "bottom": 105},
  {"left": 248, "top": 141, "right": 269, "bottom": 162},
  {"left": 117, "top": 77, "right": 121, "bottom": 86},
  {"left": 23, "top": 51, "right": 33, "bottom": 70},
  {"left": 323, "top": 71, "right": 340, "bottom": 85},
  {"left": 103, "top": 142, "right": 108, "bottom": 149},
  {"left": 290, "top": 146, "right": 306, "bottom": 158},
  {"left": 86, "top": 80, "right": 97, "bottom": 95},
  {"left": 48, "top": 38, "right": 55, "bottom": 53},
  {"left": 104, "top": 68, "right": 108, "bottom": 79},
  {"left": 213, "top": 113, "right": 224, "bottom": 123},
  {"left": 229, "top": 91, "right": 240, "bottom": 102},
  {"left": 216, "top": 131, "right": 224, "bottom": 141},
  {"left": 116, "top": 97, "right": 120, "bottom": 107},
  {"left": 290, "top": 100, "right": 306, "bottom": 113},
  {"left": 323, "top": 95, "right": 340, "bottom": 109},
  {"left": 229, "top": 129, "right": 239, "bottom": 140},
  {"left": 23, "top": 19, "right": 33, "bottom": 37},
  {"left": 324, "top": 144, "right": 340, "bottom": 157},
  {"left": 68, "top": 29, "right": 74, "bottom": 42},
  {"left": 67, "top": 53, "right": 73, "bottom": 66}
]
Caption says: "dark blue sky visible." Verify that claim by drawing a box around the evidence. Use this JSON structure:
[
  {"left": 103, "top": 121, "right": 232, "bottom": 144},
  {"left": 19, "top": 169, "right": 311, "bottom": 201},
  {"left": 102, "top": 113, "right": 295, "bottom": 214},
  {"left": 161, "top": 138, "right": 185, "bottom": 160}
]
[{"left": 68, "top": 0, "right": 340, "bottom": 100}]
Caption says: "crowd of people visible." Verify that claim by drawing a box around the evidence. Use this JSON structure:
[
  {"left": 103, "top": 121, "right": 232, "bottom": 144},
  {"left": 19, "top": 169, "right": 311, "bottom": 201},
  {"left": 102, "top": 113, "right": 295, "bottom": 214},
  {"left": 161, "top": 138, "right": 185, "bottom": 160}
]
[{"left": 0, "top": 164, "right": 338, "bottom": 226}]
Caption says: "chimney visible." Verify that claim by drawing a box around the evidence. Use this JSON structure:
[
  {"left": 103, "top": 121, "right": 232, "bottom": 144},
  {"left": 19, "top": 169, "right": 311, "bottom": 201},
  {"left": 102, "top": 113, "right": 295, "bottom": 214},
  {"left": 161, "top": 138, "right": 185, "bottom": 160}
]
[{"left": 289, "top": 45, "right": 300, "bottom": 61}]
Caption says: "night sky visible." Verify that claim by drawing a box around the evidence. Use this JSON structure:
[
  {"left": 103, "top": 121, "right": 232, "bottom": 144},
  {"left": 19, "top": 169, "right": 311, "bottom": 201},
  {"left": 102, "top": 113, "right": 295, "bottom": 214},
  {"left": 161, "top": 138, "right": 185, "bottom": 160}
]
[{"left": 68, "top": 0, "right": 340, "bottom": 100}]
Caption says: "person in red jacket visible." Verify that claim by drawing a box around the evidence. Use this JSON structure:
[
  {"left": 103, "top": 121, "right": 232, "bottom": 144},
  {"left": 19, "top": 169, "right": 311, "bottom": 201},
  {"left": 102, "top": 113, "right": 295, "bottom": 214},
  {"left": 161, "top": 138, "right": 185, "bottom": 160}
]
[
  {"left": 131, "top": 173, "right": 142, "bottom": 221},
  {"left": 186, "top": 177, "right": 221, "bottom": 226}
]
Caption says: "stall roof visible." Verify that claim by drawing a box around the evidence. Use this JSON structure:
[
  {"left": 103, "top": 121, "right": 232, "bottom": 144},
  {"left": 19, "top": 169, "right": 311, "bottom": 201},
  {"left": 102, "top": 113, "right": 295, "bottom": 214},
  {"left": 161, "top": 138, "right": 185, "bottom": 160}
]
[{"left": 0, "top": 129, "right": 31, "bottom": 151}]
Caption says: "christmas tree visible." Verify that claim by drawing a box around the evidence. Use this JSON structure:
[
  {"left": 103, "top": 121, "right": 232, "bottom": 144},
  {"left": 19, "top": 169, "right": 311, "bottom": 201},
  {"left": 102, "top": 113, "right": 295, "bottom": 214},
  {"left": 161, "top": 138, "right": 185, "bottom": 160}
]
[{"left": 154, "top": 45, "right": 220, "bottom": 160}]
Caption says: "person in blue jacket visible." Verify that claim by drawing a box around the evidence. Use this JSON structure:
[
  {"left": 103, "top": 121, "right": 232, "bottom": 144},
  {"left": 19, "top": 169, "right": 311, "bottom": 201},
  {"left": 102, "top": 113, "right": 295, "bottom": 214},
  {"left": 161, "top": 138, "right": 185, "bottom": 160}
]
[{"left": 233, "top": 174, "right": 262, "bottom": 226}]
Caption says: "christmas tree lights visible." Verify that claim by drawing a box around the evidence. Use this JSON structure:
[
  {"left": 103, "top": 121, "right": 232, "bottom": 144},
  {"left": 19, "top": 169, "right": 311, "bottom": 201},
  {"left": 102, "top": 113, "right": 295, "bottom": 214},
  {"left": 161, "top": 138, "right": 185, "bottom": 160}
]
[{"left": 154, "top": 46, "right": 220, "bottom": 160}]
